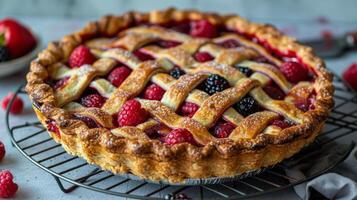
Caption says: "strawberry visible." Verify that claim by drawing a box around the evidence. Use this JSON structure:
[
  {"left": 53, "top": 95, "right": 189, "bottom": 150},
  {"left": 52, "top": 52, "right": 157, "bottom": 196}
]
[{"left": 0, "top": 18, "right": 36, "bottom": 58}]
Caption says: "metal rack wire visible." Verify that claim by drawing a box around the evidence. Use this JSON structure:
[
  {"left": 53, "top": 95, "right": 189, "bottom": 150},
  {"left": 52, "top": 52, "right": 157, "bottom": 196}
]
[{"left": 5, "top": 73, "right": 357, "bottom": 200}]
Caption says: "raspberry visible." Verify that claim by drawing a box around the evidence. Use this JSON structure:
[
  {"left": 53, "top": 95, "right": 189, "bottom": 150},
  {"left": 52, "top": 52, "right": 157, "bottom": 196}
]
[
  {"left": 235, "top": 65, "right": 253, "bottom": 77},
  {"left": 1, "top": 93, "right": 24, "bottom": 115},
  {"left": 0, "top": 170, "right": 18, "bottom": 198},
  {"left": 271, "top": 119, "right": 292, "bottom": 129},
  {"left": 263, "top": 85, "right": 285, "bottom": 100},
  {"left": 180, "top": 102, "right": 200, "bottom": 117},
  {"left": 343, "top": 63, "right": 357, "bottom": 91},
  {"left": 164, "top": 129, "right": 196, "bottom": 146},
  {"left": 46, "top": 120, "right": 60, "bottom": 137},
  {"left": 190, "top": 20, "right": 217, "bottom": 38},
  {"left": 108, "top": 66, "right": 131, "bottom": 87},
  {"left": 157, "top": 40, "right": 181, "bottom": 48},
  {"left": 118, "top": 99, "right": 149, "bottom": 127},
  {"left": 80, "top": 94, "right": 105, "bottom": 108},
  {"left": 0, "top": 141, "right": 5, "bottom": 161},
  {"left": 143, "top": 84, "right": 165, "bottom": 101},
  {"left": 217, "top": 39, "right": 240, "bottom": 48},
  {"left": 212, "top": 122, "right": 235, "bottom": 138},
  {"left": 144, "top": 83, "right": 165, "bottom": 101},
  {"left": 280, "top": 61, "right": 309, "bottom": 83},
  {"left": 68, "top": 45, "right": 96, "bottom": 68},
  {"left": 200, "top": 74, "right": 229, "bottom": 95},
  {"left": 133, "top": 49, "right": 154, "bottom": 61},
  {"left": 235, "top": 96, "right": 260, "bottom": 116},
  {"left": 194, "top": 52, "right": 214, "bottom": 62},
  {"left": 169, "top": 67, "right": 185, "bottom": 79}
]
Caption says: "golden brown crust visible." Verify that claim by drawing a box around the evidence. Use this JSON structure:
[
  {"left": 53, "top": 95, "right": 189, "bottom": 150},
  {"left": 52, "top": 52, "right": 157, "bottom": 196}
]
[{"left": 26, "top": 8, "right": 334, "bottom": 183}]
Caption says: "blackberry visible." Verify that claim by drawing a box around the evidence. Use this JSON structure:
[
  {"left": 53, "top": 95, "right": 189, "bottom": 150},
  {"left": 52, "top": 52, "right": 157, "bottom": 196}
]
[
  {"left": 169, "top": 67, "right": 185, "bottom": 79},
  {"left": 0, "top": 46, "right": 10, "bottom": 62},
  {"left": 200, "top": 74, "right": 229, "bottom": 95},
  {"left": 235, "top": 96, "right": 260, "bottom": 116},
  {"left": 235, "top": 65, "right": 253, "bottom": 77}
]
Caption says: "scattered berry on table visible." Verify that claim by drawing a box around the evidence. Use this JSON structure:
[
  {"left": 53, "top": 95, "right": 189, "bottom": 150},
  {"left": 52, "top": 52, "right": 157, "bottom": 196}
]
[
  {"left": 1, "top": 93, "right": 24, "bottom": 115},
  {"left": 0, "top": 170, "right": 18, "bottom": 198},
  {"left": 342, "top": 63, "right": 357, "bottom": 92}
]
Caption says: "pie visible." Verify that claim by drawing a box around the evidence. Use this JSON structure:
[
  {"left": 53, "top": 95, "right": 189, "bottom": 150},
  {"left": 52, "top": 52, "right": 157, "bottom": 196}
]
[{"left": 26, "top": 8, "right": 334, "bottom": 183}]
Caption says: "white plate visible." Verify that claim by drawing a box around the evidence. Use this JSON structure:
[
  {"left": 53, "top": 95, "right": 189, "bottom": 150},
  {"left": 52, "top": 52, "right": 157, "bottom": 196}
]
[{"left": 0, "top": 35, "right": 41, "bottom": 77}]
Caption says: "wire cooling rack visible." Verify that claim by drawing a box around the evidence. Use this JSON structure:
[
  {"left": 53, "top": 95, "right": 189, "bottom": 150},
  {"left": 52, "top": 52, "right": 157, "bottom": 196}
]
[{"left": 5, "top": 73, "right": 357, "bottom": 200}]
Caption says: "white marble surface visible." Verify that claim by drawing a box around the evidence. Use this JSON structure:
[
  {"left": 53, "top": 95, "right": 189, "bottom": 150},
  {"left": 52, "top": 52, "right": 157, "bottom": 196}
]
[{"left": 0, "top": 15, "right": 356, "bottom": 200}]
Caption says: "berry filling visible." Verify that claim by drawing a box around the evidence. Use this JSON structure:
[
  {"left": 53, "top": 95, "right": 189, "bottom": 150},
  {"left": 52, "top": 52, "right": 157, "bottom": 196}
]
[
  {"left": 73, "top": 114, "right": 101, "bottom": 128},
  {"left": 280, "top": 61, "right": 309, "bottom": 83},
  {"left": 52, "top": 77, "right": 70, "bottom": 90},
  {"left": 211, "top": 121, "right": 235, "bottom": 138},
  {"left": 271, "top": 119, "right": 294, "bottom": 129},
  {"left": 133, "top": 49, "right": 155, "bottom": 61},
  {"left": 164, "top": 128, "right": 197, "bottom": 146},
  {"left": 80, "top": 94, "right": 106, "bottom": 108},
  {"left": 263, "top": 85, "right": 286, "bottom": 100},
  {"left": 235, "top": 96, "right": 261, "bottom": 116},
  {"left": 169, "top": 66, "right": 185, "bottom": 79},
  {"left": 166, "top": 20, "right": 191, "bottom": 34},
  {"left": 107, "top": 65, "right": 131, "bottom": 87},
  {"left": 179, "top": 102, "right": 200, "bottom": 117},
  {"left": 199, "top": 74, "right": 229, "bottom": 95},
  {"left": 217, "top": 39, "right": 240, "bottom": 48},
  {"left": 143, "top": 83, "right": 166, "bottom": 101},
  {"left": 190, "top": 20, "right": 217, "bottom": 38},
  {"left": 194, "top": 51, "right": 214, "bottom": 62},
  {"left": 294, "top": 97, "right": 315, "bottom": 112},
  {"left": 46, "top": 120, "right": 60, "bottom": 137},
  {"left": 156, "top": 40, "right": 182, "bottom": 48}
]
